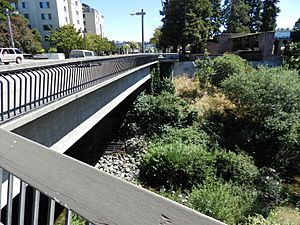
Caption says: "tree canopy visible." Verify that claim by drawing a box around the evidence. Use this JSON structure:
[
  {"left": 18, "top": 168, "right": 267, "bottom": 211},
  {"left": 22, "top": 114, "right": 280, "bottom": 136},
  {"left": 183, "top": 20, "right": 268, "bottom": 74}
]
[
  {"left": 0, "top": 0, "right": 13, "bottom": 21},
  {"left": 150, "top": 27, "right": 162, "bottom": 49},
  {"left": 222, "top": 0, "right": 251, "bottom": 33},
  {"left": 85, "top": 34, "right": 116, "bottom": 55},
  {"left": 160, "top": 0, "right": 219, "bottom": 53},
  {"left": 260, "top": 0, "right": 280, "bottom": 31},
  {"left": 0, "top": 14, "right": 43, "bottom": 53},
  {"left": 48, "top": 24, "right": 84, "bottom": 57}
]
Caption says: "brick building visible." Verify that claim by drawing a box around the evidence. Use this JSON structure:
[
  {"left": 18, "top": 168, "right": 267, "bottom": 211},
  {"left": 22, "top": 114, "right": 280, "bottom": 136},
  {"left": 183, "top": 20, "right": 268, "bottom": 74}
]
[{"left": 205, "top": 31, "right": 294, "bottom": 62}]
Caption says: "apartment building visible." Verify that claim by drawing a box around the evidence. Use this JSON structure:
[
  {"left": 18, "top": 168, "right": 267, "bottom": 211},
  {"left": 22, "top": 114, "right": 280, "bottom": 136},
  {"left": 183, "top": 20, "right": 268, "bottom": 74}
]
[
  {"left": 82, "top": 3, "right": 104, "bottom": 37},
  {"left": 9, "top": 0, "right": 84, "bottom": 48}
]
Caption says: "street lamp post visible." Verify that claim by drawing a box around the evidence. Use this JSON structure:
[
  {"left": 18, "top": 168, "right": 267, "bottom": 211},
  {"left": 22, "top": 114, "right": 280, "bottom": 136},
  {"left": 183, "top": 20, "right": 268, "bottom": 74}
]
[
  {"left": 5, "top": 8, "right": 15, "bottom": 48},
  {"left": 130, "top": 9, "right": 146, "bottom": 53}
]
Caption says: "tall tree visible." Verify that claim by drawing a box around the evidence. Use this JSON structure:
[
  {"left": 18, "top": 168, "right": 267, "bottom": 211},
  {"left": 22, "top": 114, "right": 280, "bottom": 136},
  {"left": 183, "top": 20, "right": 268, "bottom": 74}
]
[
  {"left": 294, "top": 18, "right": 300, "bottom": 31},
  {"left": 0, "top": 0, "right": 13, "bottom": 21},
  {"left": 0, "top": 14, "right": 43, "bottom": 53},
  {"left": 245, "top": 0, "right": 263, "bottom": 32},
  {"left": 150, "top": 27, "right": 162, "bottom": 49},
  {"left": 160, "top": 0, "right": 186, "bottom": 52},
  {"left": 183, "top": 0, "right": 213, "bottom": 53},
  {"left": 222, "top": 0, "right": 251, "bottom": 33},
  {"left": 48, "top": 25, "right": 84, "bottom": 57},
  {"left": 211, "top": 0, "right": 222, "bottom": 35},
  {"left": 260, "top": 0, "right": 280, "bottom": 31},
  {"left": 160, "top": 0, "right": 218, "bottom": 53}
]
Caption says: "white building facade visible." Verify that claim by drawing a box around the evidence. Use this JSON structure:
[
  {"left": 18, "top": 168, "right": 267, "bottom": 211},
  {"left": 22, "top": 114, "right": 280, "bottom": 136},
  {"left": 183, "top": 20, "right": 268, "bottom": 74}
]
[
  {"left": 82, "top": 3, "right": 104, "bottom": 37},
  {"left": 10, "top": 0, "right": 84, "bottom": 48}
]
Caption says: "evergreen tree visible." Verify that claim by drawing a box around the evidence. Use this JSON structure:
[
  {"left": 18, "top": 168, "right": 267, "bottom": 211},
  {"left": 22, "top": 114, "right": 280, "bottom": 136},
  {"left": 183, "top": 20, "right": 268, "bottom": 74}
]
[
  {"left": 294, "top": 18, "right": 300, "bottom": 31},
  {"left": 160, "top": 0, "right": 218, "bottom": 53},
  {"left": 183, "top": 0, "right": 213, "bottom": 53},
  {"left": 160, "top": 0, "right": 186, "bottom": 52},
  {"left": 222, "top": 0, "right": 251, "bottom": 33},
  {"left": 211, "top": 0, "right": 222, "bottom": 35},
  {"left": 260, "top": 0, "right": 280, "bottom": 31},
  {"left": 245, "top": 0, "right": 263, "bottom": 32}
]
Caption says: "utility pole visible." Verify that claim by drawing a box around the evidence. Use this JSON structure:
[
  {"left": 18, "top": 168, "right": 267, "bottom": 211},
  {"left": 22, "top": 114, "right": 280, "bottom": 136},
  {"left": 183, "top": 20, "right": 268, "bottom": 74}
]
[
  {"left": 130, "top": 9, "right": 146, "bottom": 53},
  {"left": 5, "top": 8, "right": 15, "bottom": 48}
]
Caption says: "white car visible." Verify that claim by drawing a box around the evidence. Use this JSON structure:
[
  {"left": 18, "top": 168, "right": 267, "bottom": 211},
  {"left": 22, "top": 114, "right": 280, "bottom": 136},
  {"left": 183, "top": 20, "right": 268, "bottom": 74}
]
[
  {"left": 69, "top": 50, "right": 96, "bottom": 58},
  {"left": 0, "top": 48, "right": 24, "bottom": 64}
]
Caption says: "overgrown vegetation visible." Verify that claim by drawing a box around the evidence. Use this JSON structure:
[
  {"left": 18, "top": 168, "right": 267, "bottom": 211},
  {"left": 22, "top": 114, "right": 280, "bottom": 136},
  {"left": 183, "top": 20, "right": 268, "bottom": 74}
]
[
  {"left": 195, "top": 53, "right": 251, "bottom": 87},
  {"left": 121, "top": 60, "right": 300, "bottom": 224},
  {"left": 283, "top": 42, "right": 300, "bottom": 72}
]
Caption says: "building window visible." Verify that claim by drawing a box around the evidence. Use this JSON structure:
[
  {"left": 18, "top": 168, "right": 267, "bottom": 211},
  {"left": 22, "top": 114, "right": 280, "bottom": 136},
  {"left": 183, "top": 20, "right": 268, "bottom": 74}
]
[
  {"left": 43, "top": 24, "right": 53, "bottom": 31},
  {"left": 22, "top": 2, "right": 27, "bottom": 8},
  {"left": 24, "top": 14, "right": 29, "bottom": 19},
  {"left": 77, "top": 20, "right": 80, "bottom": 25},
  {"left": 83, "top": 21, "right": 86, "bottom": 25},
  {"left": 83, "top": 14, "right": 85, "bottom": 18},
  {"left": 41, "top": 13, "right": 52, "bottom": 20},
  {"left": 10, "top": 2, "right": 17, "bottom": 9},
  {"left": 64, "top": 6, "right": 67, "bottom": 12},
  {"left": 65, "top": 17, "right": 68, "bottom": 22},
  {"left": 76, "top": 11, "right": 79, "bottom": 16},
  {"left": 75, "top": 1, "right": 78, "bottom": 6},
  {"left": 39, "top": 2, "right": 50, "bottom": 8}
]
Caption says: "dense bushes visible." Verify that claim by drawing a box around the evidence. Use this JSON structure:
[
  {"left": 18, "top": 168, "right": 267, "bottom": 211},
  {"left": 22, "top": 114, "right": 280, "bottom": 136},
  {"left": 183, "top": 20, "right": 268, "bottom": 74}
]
[
  {"left": 221, "top": 67, "right": 300, "bottom": 173},
  {"left": 283, "top": 42, "right": 300, "bottom": 72},
  {"left": 215, "top": 150, "right": 259, "bottom": 186},
  {"left": 153, "top": 127, "right": 210, "bottom": 146},
  {"left": 188, "top": 179, "right": 255, "bottom": 224},
  {"left": 211, "top": 54, "right": 251, "bottom": 86},
  {"left": 196, "top": 53, "right": 251, "bottom": 87},
  {"left": 125, "top": 92, "right": 197, "bottom": 136},
  {"left": 139, "top": 142, "right": 215, "bottom": 190},
  {"left": 123, "top": 63, "right": 300, "bottom": 224},
  {"left": 139, "top": 126, "right": 260, "bottom": 191}
]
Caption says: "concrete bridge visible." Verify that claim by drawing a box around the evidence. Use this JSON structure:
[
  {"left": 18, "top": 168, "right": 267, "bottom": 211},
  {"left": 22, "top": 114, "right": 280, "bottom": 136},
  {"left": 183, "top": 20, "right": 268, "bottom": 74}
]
[{"left": 0, "top": 54, "right": 225, "bottom": 225}]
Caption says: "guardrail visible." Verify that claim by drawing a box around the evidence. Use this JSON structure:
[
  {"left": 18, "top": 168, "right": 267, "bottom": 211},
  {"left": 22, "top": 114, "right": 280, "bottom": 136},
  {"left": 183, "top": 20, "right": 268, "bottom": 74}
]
[
  {"left": 0, "top": 55, "right": 158, "bottom": 123},
  {"left": 0, "top": 128, "right": 225, "bottom": 225}
]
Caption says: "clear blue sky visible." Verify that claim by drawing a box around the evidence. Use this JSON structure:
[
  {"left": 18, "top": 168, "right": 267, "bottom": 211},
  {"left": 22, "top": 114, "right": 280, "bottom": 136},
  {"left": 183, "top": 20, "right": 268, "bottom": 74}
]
[{"left": 82, "top": 0, "right": 300, "bottom": 42}]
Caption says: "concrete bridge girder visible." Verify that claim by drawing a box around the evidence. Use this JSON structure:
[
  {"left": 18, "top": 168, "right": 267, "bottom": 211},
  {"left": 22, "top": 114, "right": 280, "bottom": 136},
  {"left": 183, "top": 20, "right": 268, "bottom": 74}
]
[{"left": 1, "top": 62, "right": 156, "bottom": 153}]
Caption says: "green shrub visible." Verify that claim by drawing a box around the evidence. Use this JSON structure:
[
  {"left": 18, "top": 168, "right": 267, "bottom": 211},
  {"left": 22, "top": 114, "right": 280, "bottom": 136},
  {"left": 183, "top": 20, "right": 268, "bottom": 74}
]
[
  {"left": 125, "top": 92, "right": 197, "bottom": 136},
  {"left": 153, "top": 127, "right": 210, "bottom": 147},
  {"left": 48, "top": 47, "right": 57, "bottom": 53},
  {"left": 195, "top": 49, "right": 214, "bottom": 86},
  {"left": 220, "top": 67, "right": 300, "bottom": 173},
  {"left": 245, "top": 214, "right": 275, "bottom": 225},
  {"left": 254, "top": 168, "right": 285, "bottom": 216},
  {"left": 139, "top": 142, "right": 215, "bottom": 190},
  {"left": 188, "top": 179, "right": 256, "bottom": 224},
  {"left": 283, "top": 42, "right": 300, "bottom": 72},
  {"left": 211, "top": 54, "right": 251, "bottom": 87},
  {"left": 150, "top": 66, "right": 175, "bottom": 95},
  {"left": 215, "top": 150, "right": 259, "bottom": 186}
]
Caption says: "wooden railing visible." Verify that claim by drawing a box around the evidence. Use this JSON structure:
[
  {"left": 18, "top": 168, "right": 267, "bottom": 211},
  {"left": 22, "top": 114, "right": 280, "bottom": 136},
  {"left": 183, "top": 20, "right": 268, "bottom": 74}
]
[{"left": 0, "top": 128, "right": 225, "bottom": 225}]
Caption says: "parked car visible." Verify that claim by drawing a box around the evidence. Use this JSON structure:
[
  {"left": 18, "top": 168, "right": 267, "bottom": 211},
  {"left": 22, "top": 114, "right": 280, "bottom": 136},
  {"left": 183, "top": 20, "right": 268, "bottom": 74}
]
[
  {"left": 69, "top": 50, "right": 96, "bottom": 58},
  {"left": 0, "top": 48, "right": 24, "bottom": 64}
]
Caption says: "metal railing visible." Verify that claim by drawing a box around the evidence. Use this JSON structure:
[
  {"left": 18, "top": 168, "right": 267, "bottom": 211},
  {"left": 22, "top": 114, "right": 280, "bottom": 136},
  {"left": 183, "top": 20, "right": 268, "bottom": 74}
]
[{"left": 0, "top": 55, "right": 158, "bottom": 122}]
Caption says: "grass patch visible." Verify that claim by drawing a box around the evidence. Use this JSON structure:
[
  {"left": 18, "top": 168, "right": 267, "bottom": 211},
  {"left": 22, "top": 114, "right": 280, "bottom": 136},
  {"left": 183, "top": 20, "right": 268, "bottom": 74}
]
[
  {"left": 174, "top": 76, "right": 201, "bottom": 101},
  {"left": 268, "top": 207, "right": 300, "bottom": 225},
  {"left": 193, "top": 93, "right": 234, "bottom": 120}
]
